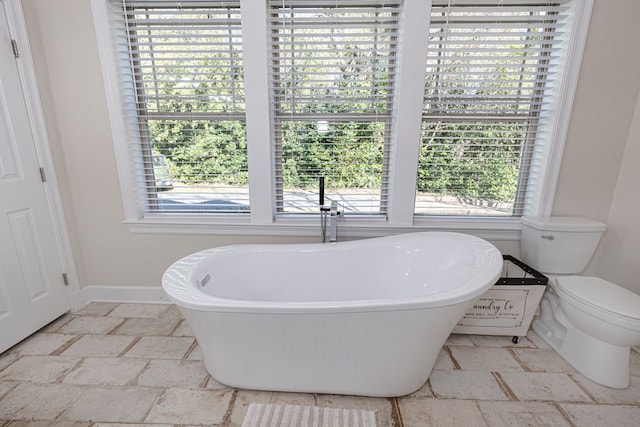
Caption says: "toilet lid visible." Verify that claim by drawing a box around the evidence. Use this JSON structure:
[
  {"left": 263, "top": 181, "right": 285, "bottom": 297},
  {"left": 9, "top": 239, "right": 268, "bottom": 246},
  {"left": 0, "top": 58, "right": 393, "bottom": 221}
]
[{"left": 556, "top": 276, "right": 640, "bottom": 320}]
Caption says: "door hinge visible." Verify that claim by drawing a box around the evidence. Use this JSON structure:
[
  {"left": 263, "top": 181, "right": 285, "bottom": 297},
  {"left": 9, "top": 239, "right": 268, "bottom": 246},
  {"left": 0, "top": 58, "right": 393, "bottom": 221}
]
[
  {"left": 11, "top": 39, "right": 19, "bottom": 58},
  {"left": 62, "top": 273, "right": 69, "bottom": 286},
  {"left": 39, "top": 167, "right": 46, "bottom": 182}
]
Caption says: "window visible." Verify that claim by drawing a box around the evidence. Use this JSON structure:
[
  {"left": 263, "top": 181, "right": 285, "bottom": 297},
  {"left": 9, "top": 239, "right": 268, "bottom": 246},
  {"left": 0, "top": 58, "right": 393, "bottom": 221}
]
[
  {"left": 268, "top": 1, "right": 400, "bottom": 215},
  {"left": 108, "top": 0, "right": 249, "bottom": 214},
  {"left": 417, "top": 1, "right": 570, "bottom": 216},
  {"left": 96, "top": 0, "right": 592, "bottom": 235}
]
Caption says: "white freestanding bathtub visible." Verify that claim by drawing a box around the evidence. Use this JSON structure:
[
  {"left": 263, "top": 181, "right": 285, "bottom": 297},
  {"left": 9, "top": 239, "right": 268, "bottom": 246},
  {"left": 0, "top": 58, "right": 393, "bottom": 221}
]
[{"left": 162, "top": 232, "right": 502, "bottom": 397}]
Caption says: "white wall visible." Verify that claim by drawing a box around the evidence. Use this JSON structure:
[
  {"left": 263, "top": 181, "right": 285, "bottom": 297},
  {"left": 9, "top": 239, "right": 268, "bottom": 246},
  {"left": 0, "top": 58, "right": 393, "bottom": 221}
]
[
  {"left": 552, "top": 0, "right": 640, "bottom": 222},
  {"left": 551, "top": 0, "right": 640, "bottom": 280},
  {"left": 20, "top": 0, "right": 640, "bottom": 291},
  {"left": 595, "top": 91, "right": 640, "bottom": 293}
]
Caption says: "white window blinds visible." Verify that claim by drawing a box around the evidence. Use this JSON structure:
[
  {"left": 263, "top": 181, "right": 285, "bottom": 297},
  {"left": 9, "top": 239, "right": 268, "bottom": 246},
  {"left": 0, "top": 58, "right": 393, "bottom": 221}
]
[
  {"left": 108, "top": 0, "right": 249, "bottom": 213},
  {"left": 416, "top": 0, "right": 570, "bottom": 216},
  {"left": 268, "top": 0, "right": 401, "bottom": 214}
]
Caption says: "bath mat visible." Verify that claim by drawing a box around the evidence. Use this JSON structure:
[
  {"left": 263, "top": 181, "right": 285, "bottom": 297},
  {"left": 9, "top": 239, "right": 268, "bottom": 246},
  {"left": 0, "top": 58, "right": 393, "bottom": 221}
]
[{"left": 241, "top": 403, "right": 378, "bottom": 427}]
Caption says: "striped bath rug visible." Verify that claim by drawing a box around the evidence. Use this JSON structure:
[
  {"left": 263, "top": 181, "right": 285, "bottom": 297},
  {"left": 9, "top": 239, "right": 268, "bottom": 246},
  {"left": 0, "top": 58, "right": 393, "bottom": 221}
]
[{"left": 241, "top": 403, "right": 378, "bottom": 427}]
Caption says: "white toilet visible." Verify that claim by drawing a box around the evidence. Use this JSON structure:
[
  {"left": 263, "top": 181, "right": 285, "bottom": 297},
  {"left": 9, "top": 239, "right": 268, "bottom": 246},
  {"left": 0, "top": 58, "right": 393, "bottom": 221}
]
[{"left": 521, "top": 216, "right": 640, "bottom": 389}]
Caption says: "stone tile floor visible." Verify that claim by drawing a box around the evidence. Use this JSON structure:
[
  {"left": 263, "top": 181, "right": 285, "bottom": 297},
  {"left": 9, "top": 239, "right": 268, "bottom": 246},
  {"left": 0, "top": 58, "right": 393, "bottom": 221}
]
[{"left": 1, "top": 302, "right": 640, "bottom": 426}]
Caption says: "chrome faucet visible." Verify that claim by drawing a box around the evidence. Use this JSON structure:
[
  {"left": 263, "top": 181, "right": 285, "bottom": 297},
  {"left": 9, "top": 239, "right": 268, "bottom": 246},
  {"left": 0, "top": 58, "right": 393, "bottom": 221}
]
[{"left": 319, "top": 177, "right": 342, "bottom": 243}]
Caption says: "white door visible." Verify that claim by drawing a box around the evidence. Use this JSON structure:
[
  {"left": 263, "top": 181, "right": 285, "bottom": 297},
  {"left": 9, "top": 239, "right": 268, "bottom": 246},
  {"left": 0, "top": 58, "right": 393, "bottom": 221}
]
[{"left": 0, "top": 2, "right": 70, "bottom": 353}]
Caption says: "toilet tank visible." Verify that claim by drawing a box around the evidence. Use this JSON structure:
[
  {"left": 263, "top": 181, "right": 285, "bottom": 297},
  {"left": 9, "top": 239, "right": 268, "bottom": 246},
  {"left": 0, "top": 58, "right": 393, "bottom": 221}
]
[{"left": 520, "top": 216, "right": 606, "bottom": 274}]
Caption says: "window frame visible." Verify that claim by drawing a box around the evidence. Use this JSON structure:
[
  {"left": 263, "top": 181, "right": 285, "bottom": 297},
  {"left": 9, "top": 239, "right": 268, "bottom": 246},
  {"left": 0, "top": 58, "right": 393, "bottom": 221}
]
[{"left": 91, "top": 0, "right": 594, "bottom": 239}]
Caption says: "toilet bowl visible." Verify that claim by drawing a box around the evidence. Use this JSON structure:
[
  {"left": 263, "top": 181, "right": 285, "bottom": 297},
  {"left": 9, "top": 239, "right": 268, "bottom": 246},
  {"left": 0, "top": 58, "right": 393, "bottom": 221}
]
[
  {"left": 532, "top": 276, "right": 640, "bottom": 388},
  {"left": 522, "top": 216, "right": 640, "bottom": 389}
]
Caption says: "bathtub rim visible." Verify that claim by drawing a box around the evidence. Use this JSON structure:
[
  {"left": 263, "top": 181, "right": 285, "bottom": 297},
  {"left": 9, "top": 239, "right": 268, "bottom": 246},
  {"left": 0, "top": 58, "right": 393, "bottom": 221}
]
[{"left": 162, "top": 232, "right": 503, "bottom": 314}]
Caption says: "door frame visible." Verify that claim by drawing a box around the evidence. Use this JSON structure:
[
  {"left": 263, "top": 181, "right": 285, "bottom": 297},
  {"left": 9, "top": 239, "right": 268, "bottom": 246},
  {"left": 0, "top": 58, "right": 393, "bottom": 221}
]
[{"left": 2, "top": 0, "right": 81, "bottom": 310}]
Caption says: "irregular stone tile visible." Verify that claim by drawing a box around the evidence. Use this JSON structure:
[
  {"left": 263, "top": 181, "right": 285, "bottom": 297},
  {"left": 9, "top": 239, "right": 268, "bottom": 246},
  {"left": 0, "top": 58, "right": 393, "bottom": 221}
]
[
  {"left": 429, "top": 370, "right": 509, "bottom": 400},
  {"left": 315, "top": 395, "right": 394, "bottom": 427},
  {"left": 137, "top": 359, "right": 208, "bottom": 388},
  {"left": 58, "top": 316, "right": 123, "bottom": 335},
  {"left": 477, "top": 401, "right": 571, "bottom": 427},
  {"left": 0, "top": 352, "right": 21, "bottom": 371},
  {"left": 407, "top": 380, "right": 433, "bottom": 398},
  {"left": 145, "top": 388, "right": 233, "bottom": 424},
  {"left": 0, "top": 381, "right": 17, "bottom": 399},
  {"left": 172, "top": 320, "right": 194, "bottom": 337},
  {"left": 433, "top": 348, "right": 456, "bottom": 371},
  {"left": 0, "top": 355, "right": 79, "bottom": 383},
  {"left": 525, "top": 329, "right": 551, "bottom": 349},
  {"left": 113, "top": 318, "right": 181, "bottom": 336},
  {"left": 9, "top": 333, "right": 75, "bottom": 356},
  {"left": 40, "top": 315, "right": 74, "bottom": 333},
  {"left": 74, "top": 302, "right": 118, "bottom": 317},
  {"left": 398, "top": 398, "right": 488, "bottom": 427},
  {"left": 560, "top": 403, "right": 640, "bottom": 427},
  {"left": 511, "top": 348, "right": 574, "bottom": 373},
  {"left": 108, "top": 304, "right": 170, "bottom": 319},
  {"left": 63, "top": 386, "right": 160, "bottom": 422},
  {"left": 61, "top": 335, "right": 136, "bottom": 357},
  {"left": 498, "top": 372, "right": 591, "bottom": 402},
  {"left": 158, "top": 304, "right": 183, "bottom": 319},
  {"left": 186, "top": 344, "right": 203, "bottom": 361},
  {"left": 449, "top": 347, "right": 523, "bottom": 372},
  {"left": 268, "top": 391, "right": 317, "bottom": 407},
  {"left": 468, "top": 335, "right": 535, "bottom": 348},
  {"left": 445, "top": 334, "right": 475, "bottom": 346},
  {"left": 123, "top": 336, "right": 193, "bottom": 359},
  {"left": 205, "top": 375, "right": 231, "bottom": 390},
  {"left": 0, "top": 383, "right": 84, "bottom": 420},
  {"left": 570, "top": 373, "right": 640, "bottom": 404},
  {"left": 62, "top": 357, "right": 148, "bottom": 386}
]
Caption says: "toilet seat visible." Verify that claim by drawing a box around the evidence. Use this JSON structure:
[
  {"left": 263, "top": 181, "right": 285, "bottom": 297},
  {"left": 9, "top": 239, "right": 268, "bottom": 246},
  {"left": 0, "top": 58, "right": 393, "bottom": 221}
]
[{"left": 555, "top": 276, "right": 640, "bottom": 329}]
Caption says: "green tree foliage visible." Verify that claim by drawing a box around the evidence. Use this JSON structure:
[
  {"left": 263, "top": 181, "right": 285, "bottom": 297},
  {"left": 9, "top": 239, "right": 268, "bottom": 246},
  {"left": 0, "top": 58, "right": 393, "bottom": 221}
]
[
  {"left": 150, "top": 119, "right": 248, "bottom": 185},
  {"left": 418, "top": 122, "right": 522, "bottom": 203},
  {"left": 280, "top": 121, "right": 384, "bottom": 189}
]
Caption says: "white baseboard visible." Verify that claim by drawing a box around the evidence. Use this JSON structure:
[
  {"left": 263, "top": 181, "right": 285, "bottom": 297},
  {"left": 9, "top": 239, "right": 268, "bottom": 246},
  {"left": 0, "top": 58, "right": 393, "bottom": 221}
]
[
  {"left": 76, "top": 285, "right": 171, "bottom": 308},
  {"left": 68, "top": 288, "right": 89, "bottom": 312}
]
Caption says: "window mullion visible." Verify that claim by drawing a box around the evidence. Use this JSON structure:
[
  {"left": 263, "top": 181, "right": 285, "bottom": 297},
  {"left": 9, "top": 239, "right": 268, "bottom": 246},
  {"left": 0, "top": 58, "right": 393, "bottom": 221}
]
[
  {"left": 241, "top": 0, "right": 275, "bottom": 224},
  {"left": 386, "top": 0, "right": 432, "bottom": 226}
]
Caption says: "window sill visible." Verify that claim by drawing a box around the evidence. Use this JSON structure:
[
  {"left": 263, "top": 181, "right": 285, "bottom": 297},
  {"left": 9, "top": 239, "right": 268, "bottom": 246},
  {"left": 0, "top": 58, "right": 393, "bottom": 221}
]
[{"left": 123, "top": 214, "right": 522, "bottom": 240}]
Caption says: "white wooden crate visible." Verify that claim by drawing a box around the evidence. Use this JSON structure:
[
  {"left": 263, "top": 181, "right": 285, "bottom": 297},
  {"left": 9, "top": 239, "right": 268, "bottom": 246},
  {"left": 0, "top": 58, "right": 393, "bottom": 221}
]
[{"left": 453, "top": 256, "right": 548, "bottom": 341}]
